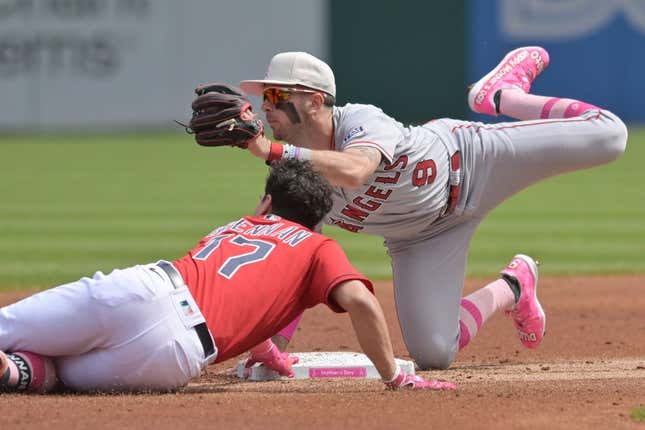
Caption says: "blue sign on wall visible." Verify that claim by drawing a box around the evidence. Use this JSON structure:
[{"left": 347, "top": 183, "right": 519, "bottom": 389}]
[{"left": 468, "top": 0, "right": 645, "bottom": 123}]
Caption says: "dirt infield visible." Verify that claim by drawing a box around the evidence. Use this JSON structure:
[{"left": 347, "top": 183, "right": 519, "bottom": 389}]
[{"left": 1, "top": 275, "right": 644, "bottom": 429}]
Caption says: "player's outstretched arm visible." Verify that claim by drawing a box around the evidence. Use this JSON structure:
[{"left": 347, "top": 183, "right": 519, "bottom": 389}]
[
  {"left": 329, "top": 280, "right": 397, "bottom": 378},
  {"left": 247, "top": 134, "right": 381, "bottom": 189},
  {"left": 330, "top": 280, "right": 456, "bottom": 390},
  {"left": 310, "top": 146, "right": 382, "bottom": 189}
]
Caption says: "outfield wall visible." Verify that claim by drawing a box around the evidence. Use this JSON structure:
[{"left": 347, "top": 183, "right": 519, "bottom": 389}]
[
  {"left": 0, "top": 0, "right": 328, "bottom": 130},
  {"left": 2, "top": 0, "right": 644, "bottom": 131},
  {"left": 468, "top": 0, "right": 645, "bottom": 123}
]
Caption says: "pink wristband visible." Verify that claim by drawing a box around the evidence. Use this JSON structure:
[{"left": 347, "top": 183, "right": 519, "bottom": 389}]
[{"left": 277, "top": 313, "right": 304, "bottom": 341}]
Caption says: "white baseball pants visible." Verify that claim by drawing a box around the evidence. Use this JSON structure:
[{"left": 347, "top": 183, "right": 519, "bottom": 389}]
[{"left": 0, "top": 263, "right": 211, "bottom": 391}]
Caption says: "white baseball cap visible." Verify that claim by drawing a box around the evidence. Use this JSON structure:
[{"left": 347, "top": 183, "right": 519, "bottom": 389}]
[{"left": 240, "top": 52, "right": 336, "bottom": 98}]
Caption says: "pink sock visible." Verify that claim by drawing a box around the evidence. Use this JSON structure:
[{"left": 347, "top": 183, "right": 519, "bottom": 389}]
[
  {"left": 499, "top": 90, "right": 600, "bottom": 120},
  {"left": 276, "top": 313, "right": 303, "bottom": 341},
  {"left": 2, "top": 352, "right": 57, "bottom": 393},
  {"left": 458, "top": 279, "right": 516, "bottom": 350}
]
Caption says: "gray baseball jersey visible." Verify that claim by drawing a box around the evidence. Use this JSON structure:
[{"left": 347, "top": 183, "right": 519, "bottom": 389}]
[
  {"left": 328, "top": 103, "right": 452, "bottom": 240},
  {"left": 324, "top": 104, "right": 627, "bottom": 369}
]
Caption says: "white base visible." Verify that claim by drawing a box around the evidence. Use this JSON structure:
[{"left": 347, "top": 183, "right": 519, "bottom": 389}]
[{"left": 237, "top": 351, "right": 415, "bottom": 381}]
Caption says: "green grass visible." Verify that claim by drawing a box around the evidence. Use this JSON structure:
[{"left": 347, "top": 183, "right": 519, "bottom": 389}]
[
  {"left": 0, "top": 133, "right": 268, "bottom": 289},
  {"left": 631, "top": 406, "right": 645, "bottom": 422},
  {"left": 1, "top": 128, "right": 644, "bottom": 289},
  {"left": 467, "top": 126, "right": 645, "bottom": 275}
]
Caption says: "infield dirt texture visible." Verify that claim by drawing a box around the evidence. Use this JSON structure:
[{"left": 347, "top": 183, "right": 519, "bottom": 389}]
[
  {"left": 0, "top": 132, "right": 644, "bottom": 428},
  {"left": 1, "top": 277, "right": 644, "bottom": 429}
]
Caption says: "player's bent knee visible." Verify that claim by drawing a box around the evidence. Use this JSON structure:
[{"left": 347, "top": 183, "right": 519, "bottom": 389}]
[
  {"left": 409, "top": 333, "right": 458, "bottom": 370},
  {"left": 597, "top": 112, "right": 628, "bottom": 163},
  {"left": 610, "top": 118, "right": 628, "bottom": 159}
]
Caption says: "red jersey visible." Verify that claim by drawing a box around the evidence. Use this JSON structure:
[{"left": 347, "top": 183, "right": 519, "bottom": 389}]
[{"left": 172, "top": 214, "right": 372, "bottom": 362}]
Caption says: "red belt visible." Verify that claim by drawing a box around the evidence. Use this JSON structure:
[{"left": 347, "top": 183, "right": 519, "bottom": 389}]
[{"left": 441, "top": 151, "right": 461, "bottom": 218}]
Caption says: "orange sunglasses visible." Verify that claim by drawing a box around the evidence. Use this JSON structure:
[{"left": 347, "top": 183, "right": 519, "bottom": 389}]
[{"left": 262, "top": 87, "right": 318, "bottom": 105}]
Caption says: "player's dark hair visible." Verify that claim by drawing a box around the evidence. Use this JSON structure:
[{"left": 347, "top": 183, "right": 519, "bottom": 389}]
[
  {"left": 322, "top": 93, "right": 335, "bottom": 107},
  {"left": 265, "top": 159, "right": 332, "bottom": 229}
]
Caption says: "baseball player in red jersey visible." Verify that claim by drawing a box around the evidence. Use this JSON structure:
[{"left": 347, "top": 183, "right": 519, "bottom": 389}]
[
  {"left": 238, "top": 47, "right": 628, "bottom": 369},
  {"left": 0, "top": 160, "right": 454, "bottom": 393}
]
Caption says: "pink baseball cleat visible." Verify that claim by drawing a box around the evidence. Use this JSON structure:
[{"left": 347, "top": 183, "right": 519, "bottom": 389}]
[
  {"left": 501, "top": 254, "right": 546, "bottom": 349},
  {"left": 468, "top": 46, "right": 550, "bottom": 116}
]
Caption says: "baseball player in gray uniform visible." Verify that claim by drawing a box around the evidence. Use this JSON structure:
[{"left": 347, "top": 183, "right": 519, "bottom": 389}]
[{"left": 237, "top": 47, "right": 628, "bottom": 369}]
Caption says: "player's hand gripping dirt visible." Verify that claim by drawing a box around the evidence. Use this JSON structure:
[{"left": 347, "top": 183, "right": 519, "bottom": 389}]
[{"left": 187, "top": 83, "right": 263, "bottom": 148}]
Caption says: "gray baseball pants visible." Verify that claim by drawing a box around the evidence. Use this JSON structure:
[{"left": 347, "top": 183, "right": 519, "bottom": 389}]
[{"left": 386, "top": 110, "right": 627, "bottom": 369}]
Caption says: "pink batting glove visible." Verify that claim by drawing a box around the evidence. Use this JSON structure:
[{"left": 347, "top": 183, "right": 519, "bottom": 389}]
[
  {"left": 244, "top": 342, "right": 299, "bottom": 378},
  {"left": 384, "top": 367, "right": 456, "bottom": 390}
]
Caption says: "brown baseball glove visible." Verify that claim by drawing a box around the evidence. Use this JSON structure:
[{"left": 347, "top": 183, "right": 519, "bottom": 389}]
[{"left": 186, "top": 83, "right": 263, "bottom": 148}]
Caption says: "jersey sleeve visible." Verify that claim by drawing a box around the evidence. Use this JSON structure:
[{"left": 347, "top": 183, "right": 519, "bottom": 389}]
[
  {"left": 336, "top": 104, "right": 404, "bottom": 164},
  {"left": 303, "top": 239, "right": 373, "bottom": 313}
]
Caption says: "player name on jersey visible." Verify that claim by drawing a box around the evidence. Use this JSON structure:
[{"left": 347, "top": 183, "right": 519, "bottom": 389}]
[
  {"left": 207, "top": 216, "right": 313, "bottom": 247},
  {"left": 330, "top": 154, "right": 434, "bottom": 233}
]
